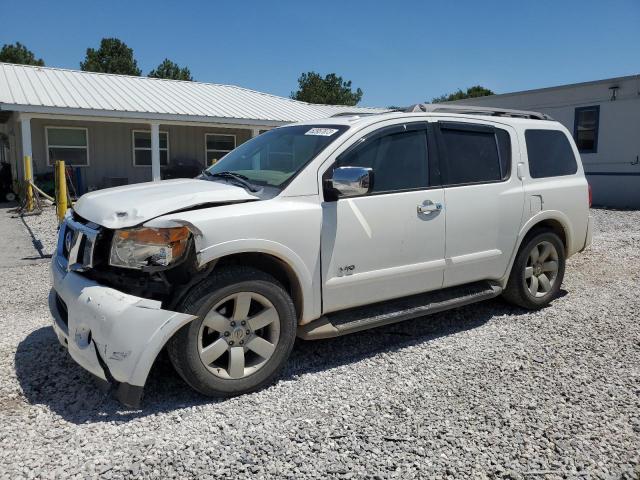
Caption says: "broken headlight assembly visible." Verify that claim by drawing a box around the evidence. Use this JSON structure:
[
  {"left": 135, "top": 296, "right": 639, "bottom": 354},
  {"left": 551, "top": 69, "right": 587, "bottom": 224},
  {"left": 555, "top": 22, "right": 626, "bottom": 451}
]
[{"left": 109, "top": 226, "right": 190, "bottom": 269}]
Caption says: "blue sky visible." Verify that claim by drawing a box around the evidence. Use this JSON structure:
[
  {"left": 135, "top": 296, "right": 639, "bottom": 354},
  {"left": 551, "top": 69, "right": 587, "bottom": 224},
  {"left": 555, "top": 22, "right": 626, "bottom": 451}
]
[{"left": 1, "top": 0, "right": 638, "bottom": 107}]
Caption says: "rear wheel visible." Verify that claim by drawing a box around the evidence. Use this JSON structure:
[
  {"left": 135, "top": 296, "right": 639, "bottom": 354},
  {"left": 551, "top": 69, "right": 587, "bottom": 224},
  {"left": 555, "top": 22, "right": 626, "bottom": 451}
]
[
  {"left": 503, "top": 231, "right": 565, "bottom": 309},
  {"left": 167, "top": 266, "right": 296, "bottom": 397}
]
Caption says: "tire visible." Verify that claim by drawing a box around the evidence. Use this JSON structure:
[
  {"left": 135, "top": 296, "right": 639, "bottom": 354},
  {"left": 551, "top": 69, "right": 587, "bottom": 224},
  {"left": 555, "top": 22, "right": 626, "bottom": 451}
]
[
  {"left": 502, "top": 230, "right": 565, "bottom": 310},
  {"left": 167, "top": 266, "right": 297, "bottom": 397}
]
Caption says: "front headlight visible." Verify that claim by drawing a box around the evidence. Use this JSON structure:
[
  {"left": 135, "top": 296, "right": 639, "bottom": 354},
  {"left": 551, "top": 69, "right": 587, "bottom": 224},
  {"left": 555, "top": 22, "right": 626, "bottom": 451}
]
[{"left": 109, "top": 226, "right": 190, "bottom": 269}]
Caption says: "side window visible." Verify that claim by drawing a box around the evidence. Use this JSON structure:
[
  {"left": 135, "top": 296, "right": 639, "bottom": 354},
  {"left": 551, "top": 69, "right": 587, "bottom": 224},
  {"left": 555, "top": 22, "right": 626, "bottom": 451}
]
[
  {"left": 495, "top": 128, "right": 512, "bottom": 179},
  {"left": 525, "top": 129, "right": 578, "bottom": 178},
  {"left": 337, "top": 125, "right": 429, "bottom": 193},
  {"left": 439, "top": 123, "right": 507, "bottom": 185}
]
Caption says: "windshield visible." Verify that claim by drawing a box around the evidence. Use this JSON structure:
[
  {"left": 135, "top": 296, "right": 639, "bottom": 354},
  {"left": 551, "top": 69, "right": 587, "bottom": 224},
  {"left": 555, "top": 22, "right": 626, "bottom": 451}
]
[{"left": 204, "top": 124, "right": 348, "bottom": 189}]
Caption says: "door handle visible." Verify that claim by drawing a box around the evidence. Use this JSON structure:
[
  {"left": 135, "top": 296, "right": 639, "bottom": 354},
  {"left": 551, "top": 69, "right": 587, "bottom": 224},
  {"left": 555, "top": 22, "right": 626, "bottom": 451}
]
[{"left": 417, "top": 201, "right": 443, "bottom": 214}]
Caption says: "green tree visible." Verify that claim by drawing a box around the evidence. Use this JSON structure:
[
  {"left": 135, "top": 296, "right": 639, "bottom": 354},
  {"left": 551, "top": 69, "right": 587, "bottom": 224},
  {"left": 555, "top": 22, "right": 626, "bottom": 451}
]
[
  {"left": 291, "top": 72, "right": 363, "bottom": 106},
  {"left": 80, "top": 38, "right": 141, "bottom": 75},
  {"left": 431, "top": 85, "right": 494, "bottom": 103},
  {"left": 148, "top": 59, "right": 193, "bottom": 81},
  {"left": 0, "top": 42, "right": 44, "bottom": 66}
]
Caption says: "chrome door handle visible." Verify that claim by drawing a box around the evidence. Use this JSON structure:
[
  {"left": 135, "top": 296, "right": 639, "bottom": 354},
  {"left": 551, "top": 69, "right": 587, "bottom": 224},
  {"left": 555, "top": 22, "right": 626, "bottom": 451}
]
[{"left": 417, "top": 201, "right": 443, "bottom": 214}]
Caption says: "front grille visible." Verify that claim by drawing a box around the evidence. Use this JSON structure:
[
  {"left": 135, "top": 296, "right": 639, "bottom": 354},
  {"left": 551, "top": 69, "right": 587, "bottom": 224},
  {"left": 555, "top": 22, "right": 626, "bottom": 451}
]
[
  {"left": 55, "top": 293, "right": 68, "bottom": 328},
  {"left": 61, "top": 228, "right": 71, "bottom": 260},
  {"left": 57, "top": 213, "right": 101, "bottom": 272}
]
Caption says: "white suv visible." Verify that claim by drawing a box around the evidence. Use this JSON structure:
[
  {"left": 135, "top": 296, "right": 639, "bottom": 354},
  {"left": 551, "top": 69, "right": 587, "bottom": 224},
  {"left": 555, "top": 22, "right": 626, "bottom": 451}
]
[{"left": 49, "top": 105, "right": 593, "bottom": 406}]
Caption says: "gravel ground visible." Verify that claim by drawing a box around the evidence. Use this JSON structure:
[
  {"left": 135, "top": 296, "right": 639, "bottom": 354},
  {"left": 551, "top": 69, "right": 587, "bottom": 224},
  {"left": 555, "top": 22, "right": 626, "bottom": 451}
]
[
  {"left": 22, "top": 205, "right": 59, "bottom": 256},
  {"left": 0, "top": 208, "right": 638, "bottom": 479}
]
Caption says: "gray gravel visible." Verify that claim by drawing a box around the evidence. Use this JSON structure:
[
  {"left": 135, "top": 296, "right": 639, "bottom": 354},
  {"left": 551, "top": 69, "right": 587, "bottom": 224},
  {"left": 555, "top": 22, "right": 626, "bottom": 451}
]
[
  {"left": 1, "top": 208, "right": 639, "bottom": 479},
  {"left": 22, "top": 205, "right": 59, "bottom": 256}
]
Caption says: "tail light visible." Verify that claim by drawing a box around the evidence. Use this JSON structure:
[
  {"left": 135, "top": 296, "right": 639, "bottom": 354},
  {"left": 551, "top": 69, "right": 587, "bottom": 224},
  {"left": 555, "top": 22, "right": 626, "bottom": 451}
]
[{"left": 588, "top": 183, "right": 592, "bottom": 208}]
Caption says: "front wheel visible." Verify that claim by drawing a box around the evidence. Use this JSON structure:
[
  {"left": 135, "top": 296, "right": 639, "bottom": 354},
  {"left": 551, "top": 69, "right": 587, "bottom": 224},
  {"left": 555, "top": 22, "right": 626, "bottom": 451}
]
[
  {"left": 502, "top": 231, "right": 565, "bottom": 309},
  {"left": 167, "top": 266, "right": 297, "bottom": 397}
]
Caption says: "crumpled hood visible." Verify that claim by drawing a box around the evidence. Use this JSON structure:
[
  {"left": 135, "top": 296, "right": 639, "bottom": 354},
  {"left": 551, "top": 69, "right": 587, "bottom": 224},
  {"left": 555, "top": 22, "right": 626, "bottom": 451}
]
[{"left": 74, "top": 178, "right": 258, "bottom": 229}]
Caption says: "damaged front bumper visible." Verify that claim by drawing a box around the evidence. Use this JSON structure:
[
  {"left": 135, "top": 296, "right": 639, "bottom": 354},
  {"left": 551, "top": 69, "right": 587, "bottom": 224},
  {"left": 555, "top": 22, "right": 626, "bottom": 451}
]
[{"left": 49, "top": 255, "right": 195, "bottom": 407}]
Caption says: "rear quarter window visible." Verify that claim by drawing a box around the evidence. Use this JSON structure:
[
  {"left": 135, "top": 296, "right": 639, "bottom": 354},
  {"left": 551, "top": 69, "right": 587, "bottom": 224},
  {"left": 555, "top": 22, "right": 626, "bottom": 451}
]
[{"left": 525, "top": 129, "right": 578, "bottom": 178}]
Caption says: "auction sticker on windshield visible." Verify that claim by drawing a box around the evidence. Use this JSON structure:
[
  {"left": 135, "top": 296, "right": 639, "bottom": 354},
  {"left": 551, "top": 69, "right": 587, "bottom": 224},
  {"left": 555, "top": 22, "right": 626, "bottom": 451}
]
[{"left": 305, "top": 128, "right": 339, "bottom": 136}]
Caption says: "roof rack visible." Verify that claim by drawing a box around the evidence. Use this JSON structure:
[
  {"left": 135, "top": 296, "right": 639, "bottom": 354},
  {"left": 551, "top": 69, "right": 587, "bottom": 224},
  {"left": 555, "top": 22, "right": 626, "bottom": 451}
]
[
  {"left": 329, "top": 112, "right": 383, "bottom": 118},
  {"left": 402, "top": 103, "right": 553, "bottom": 120}
]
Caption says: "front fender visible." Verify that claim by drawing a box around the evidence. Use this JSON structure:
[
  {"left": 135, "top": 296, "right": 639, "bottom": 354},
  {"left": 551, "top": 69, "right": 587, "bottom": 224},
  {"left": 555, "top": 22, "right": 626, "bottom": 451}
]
[{"left": 198, "top": 239, "right": 318, "bottom": 324}]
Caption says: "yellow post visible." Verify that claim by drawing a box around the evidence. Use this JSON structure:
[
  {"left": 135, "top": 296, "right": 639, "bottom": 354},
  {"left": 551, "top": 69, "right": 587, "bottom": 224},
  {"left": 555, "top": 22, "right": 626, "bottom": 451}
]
[
  {"left": 55, "top": 160, "right": 67, "bottom": 223},
  {"left": 23, "top": 155, "right": 34, "bottom": 211}
]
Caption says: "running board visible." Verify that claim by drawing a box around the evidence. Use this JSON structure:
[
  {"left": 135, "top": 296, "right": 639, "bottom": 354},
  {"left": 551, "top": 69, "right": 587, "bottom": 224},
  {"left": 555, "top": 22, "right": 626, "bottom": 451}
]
[{"left": 298, "top": 281, "right": 502, "bottom": 340}]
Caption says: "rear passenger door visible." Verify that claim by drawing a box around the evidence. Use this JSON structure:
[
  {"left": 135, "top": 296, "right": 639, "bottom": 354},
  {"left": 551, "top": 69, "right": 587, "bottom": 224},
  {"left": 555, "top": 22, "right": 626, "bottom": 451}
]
[{"left": 435, "top": 121, "right": 524, "bottom": 287}]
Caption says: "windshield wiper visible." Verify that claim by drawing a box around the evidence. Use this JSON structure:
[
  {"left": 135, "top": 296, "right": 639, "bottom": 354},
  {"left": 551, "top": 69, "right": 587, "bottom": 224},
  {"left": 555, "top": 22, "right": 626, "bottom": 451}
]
[{"left": 203, "top": 171, "right": 260, "bottom": 192}]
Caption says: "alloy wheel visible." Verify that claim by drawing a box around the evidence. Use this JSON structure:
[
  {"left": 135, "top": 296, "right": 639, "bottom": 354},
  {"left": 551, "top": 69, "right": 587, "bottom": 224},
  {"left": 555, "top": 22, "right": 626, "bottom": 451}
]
[
  {"left": 525, "top": 240, "right": 559, "bottom": 298},
  {"left": 197, "top": 292, "right": 280, "bottom": 379}
]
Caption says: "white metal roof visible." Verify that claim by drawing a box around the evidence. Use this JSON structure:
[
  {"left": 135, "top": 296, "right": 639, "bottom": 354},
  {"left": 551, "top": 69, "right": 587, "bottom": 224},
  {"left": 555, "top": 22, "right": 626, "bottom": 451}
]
[
  {"left": 447, "top": 74, "right": 640, "bottom": 104},
  {"left": 0, "top": 63, "right": 384, "bottom": 126}
]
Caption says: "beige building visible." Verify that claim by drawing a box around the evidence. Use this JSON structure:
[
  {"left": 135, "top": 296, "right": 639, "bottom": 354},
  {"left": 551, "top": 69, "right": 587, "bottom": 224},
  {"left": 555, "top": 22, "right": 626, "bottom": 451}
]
[
  {"left": 0, "top": 63, "right": 380, "bottom": 195},
  {"left": 449, "top": 74, "right": 640, "bottom": 208}
]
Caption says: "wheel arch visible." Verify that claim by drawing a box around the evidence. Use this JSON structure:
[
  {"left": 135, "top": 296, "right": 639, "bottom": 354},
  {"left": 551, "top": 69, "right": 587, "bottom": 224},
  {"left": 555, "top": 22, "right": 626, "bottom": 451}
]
[
  {"left": 212, "top": 252, "right": 305, "bottom": 323},
  {"left": 197, "top": 240, "right": 317, "bottom": 324},
  {"left": 501, "top": 211, "right": 573, "bottom": 287},
  {"left": 520, "top": 211, "right": 572, "bottom": 250},
  {"left": 523, "top": 217, "right": 568, "bottom": 250}
]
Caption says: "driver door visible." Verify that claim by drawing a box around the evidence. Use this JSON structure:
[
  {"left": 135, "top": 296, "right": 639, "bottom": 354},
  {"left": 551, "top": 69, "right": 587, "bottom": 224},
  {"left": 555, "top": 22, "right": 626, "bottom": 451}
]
[{"left": 320, "top": 122, "right": 446, "bottom": 314}]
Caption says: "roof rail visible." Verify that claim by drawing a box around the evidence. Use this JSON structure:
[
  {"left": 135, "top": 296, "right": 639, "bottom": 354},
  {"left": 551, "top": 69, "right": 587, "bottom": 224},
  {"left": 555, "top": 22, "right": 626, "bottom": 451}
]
[
  {"left": 402, "top": 103, "right": 553, "bottom": 120},
  {"left": 329, "top": 112, "right": 383, "bottom": 118}
]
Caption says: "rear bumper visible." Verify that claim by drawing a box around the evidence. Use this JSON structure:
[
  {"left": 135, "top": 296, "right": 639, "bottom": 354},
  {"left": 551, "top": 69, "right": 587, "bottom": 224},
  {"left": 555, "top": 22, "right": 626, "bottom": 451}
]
[
  {"left": 49, "top": 255, "right": 195, "bottom": 407},
  {"left": 580, "top": 215, "right": 593, "bottom": 252}
]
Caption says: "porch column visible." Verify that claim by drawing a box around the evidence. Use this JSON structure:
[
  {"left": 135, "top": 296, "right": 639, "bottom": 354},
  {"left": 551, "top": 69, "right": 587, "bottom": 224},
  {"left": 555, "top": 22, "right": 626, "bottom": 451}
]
[
  {"left": 20, "top": 115, "right": 33, "bottom": 179},
  {"left": 251, "top": 128, "right": 260, "bottom": 170},
  {"left": 150, "top": 121, "right": 161, "bottom": 181},
  {"left": 20, "top": 115, "right": 35, "bottom": 210}
]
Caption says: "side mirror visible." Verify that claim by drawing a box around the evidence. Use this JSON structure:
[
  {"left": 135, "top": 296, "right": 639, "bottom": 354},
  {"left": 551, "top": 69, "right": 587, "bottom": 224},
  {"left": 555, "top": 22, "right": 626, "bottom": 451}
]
[{"left": 330, "top": 166, "right": 373, "bottom": 198}]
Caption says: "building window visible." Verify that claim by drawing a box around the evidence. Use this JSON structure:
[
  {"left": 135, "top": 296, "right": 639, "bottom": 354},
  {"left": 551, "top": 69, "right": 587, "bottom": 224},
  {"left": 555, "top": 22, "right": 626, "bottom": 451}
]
[
  {"left": 46, "top": 127, "right": 89, "bottom": 166},
  {"left": 205, "top": 134, "right": 236, "bottom": 165},
  {"left": 132, "top": 130, "right": 169, "bottom": 167},
  {"left": 574, "top": 106, "right": 599, "bottom": 153}
]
